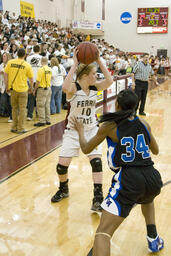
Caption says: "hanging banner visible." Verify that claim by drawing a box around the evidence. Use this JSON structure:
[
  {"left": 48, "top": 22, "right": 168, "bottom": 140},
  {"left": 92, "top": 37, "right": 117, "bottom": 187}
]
[
  {"left": 20, "top": 1, "right": 35, "bottom": 18},
  {"left": 81, "top": 0, "right": 85, "bottom": 12},
  {"left": 102, "top": 0, "right": 105, "bottom": 20},
  {"left": 0, "top": 0, "right": 3, "bottom": 11},
  {"left": 72, "top": 21, "right": 102, "bottom": 30}
]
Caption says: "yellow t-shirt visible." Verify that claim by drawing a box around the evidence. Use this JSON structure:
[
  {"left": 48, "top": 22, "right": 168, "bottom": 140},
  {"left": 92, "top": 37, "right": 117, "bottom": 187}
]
[
  {"left": 5, "top": 58, "right": 33, "bottom": 92},
  {"left": 85, "top": 35, "right": 90, "bottom": 41},
  {"left": 36, "top": 65, "right": 52, "bottom": 88}
]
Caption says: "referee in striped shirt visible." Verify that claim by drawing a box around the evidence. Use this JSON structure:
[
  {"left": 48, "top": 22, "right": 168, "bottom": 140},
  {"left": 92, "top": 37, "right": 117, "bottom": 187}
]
[{"left": 132, "top": 53, "right": 158, "bottom": 116}]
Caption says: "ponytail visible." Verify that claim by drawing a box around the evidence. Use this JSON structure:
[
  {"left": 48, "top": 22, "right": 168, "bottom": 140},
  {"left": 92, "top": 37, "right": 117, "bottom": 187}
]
[
  {"left": 100, "top": 89, "right": 138, "bottom": 124},
  {"left": 99, "top": 109, "right": 135, "bottom": 124}
]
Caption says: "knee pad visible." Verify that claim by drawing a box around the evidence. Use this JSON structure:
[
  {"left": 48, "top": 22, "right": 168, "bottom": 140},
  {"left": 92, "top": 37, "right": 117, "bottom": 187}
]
[
  {"left": 90, "top": 158, "right": 102, "bottom": 173},
  {"left": 56, "top": 163, "right": 68, "bottom": 175}
]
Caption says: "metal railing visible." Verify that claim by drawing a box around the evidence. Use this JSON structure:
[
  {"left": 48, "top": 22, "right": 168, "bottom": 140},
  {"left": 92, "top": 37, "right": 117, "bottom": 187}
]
[{"left": 96, "top": 74, "right": 132, "bottom": 106}]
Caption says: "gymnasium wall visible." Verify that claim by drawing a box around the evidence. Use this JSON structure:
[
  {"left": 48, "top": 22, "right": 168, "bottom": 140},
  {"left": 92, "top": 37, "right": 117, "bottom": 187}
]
[{"left": 73, "top": 0, "right": 171, "bottom": 58}]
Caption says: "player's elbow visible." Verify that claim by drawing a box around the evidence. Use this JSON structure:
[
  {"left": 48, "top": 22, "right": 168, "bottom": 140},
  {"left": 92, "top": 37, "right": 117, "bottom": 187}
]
[
  {"left": 62, "top": 83, "right": 70, "bottom": 94},
  {"left": 152, "top": 149, "right": 159, "bottom": 155},
  {"left": 82, "top": 147, "right": 91, "bottom": 154},
  {"left": 151, "top": 146, "right": 159, "bottom": 155},
  {"left": 150, "top": 137, "right": 159, "bottom": 155},
  {"left": 107, "top": 77, "right": 113, "bottom": 86},
  {"left": 81, "top": 144, "right": 92, "bottom": 154}
]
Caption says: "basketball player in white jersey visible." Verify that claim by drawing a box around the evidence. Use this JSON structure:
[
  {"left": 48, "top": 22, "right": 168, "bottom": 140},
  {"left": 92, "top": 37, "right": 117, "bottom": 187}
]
[
  {"left": 26, "top": 45, "right": 42, "bottom": 120},
  {"left": 51, "top": 48, "right": 113, "bottom": 211}
]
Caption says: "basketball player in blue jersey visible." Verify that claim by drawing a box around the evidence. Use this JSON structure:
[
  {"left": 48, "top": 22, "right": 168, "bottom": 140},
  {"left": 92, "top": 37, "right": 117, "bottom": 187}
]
[
  {"left": 51, "top": 48, "right": 113, "bottom": 211},
  {"left": 73, "top": 89, "right": 164, "bottom": 255}
]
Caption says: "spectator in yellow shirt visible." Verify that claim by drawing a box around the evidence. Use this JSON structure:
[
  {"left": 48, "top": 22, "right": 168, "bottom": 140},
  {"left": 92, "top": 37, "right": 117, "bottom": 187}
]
[
  {"left": 4, "top": 48, "right": 33, "bottom": 134},
  {"left": 34, "top": 57, "right": 52, "bottom": 127},
  {"left": 85, "top": 34, "right": 91, "bottom": 41}
]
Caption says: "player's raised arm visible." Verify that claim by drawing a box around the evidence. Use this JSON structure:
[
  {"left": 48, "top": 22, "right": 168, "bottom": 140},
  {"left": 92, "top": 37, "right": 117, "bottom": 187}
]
[
  {"left": 62, "top": 48, "right": 78, "bottom": 96},
  {"left": 95, "top": 56, "right": 113, "bottom": 91}
]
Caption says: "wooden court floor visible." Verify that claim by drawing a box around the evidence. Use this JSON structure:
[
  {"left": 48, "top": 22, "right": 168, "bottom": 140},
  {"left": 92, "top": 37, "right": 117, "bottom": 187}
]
[{"left": 0, "top": 80, "right": 171, "bottom": 256}]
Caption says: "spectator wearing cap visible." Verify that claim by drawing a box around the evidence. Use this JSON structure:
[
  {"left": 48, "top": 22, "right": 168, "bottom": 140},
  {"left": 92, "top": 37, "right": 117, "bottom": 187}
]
[{"left": 4, "top": 48, "right": 34, "bottom": 133}]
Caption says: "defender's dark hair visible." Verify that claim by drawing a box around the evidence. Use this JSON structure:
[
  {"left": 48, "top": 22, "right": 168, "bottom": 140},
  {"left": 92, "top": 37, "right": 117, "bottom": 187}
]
[{"left": 99, "top": 89, "right": 138, "bottom": 124}]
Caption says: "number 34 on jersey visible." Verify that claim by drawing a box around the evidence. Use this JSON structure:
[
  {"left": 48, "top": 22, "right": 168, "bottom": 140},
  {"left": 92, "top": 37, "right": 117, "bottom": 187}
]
[{"left": 121, "top": 134, "right": 150, "bottom": 162}]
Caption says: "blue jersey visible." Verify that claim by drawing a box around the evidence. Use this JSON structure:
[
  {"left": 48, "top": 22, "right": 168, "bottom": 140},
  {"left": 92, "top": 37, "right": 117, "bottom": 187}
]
[{"left": 107, "top": 116, "right": 154, "bottom": 171}]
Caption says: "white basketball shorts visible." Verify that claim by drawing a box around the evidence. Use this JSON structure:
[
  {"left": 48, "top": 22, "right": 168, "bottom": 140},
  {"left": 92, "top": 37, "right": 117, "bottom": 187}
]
[{"left": 59, "top": 127, "right": 102, "bottom": 157}]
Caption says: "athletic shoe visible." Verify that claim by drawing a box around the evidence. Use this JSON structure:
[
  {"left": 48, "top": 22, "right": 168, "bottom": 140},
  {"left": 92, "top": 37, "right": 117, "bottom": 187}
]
[
  {"left": 51, "top": 187, "right": 69, "bottom": 202},
  {"left": 8, "top": 118, "right": 13, "bottom": 123},
  {"left": 139, "top": 111, "right": 146, "bottom": 116},
  {"left": 91, "top": 186, "right": 103, "bottom": 212},
  {"left": 17, "top": 130, "right": 28, "bottom": 134},
  {"left": 10, "top": 129, "right": 17, "bottom": 133},
  {"left": 147, "top": 235, "right": 164, "bottom": 253},
  {"left": 91, "top": 196, "right": 103, "bottom": 212},
  {"left": 91, "top": 189, "right": 103, "bottom": 212},
  {"left": 27, "top": 117, "right": 32, "bottom": 121},
  {"left": 34, "top": 122, "right": 45, "bottom": 127},
  {"left": 46, "top": 121, "right": 51, "bottom": 125}
]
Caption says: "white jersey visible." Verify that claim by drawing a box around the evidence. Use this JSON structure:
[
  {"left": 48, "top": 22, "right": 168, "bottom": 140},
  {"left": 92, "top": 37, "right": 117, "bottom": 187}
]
[
  {"left": 26, "top": 54, "right": 42, "bottom": 82},
  {"left": 66, "top": 82, "right": 98, "bottom": 131}
]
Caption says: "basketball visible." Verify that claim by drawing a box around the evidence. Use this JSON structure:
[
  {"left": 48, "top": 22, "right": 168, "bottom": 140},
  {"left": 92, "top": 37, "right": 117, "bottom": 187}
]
[{"left": 77, "top": 42, "right": 99, "bottom": 64}]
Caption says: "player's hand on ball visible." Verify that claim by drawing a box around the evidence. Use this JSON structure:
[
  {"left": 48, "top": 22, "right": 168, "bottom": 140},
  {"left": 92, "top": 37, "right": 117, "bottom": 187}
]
[
  {"left": 95, "top": 51, "right": 101, "bottom": 64},
  {"left": 73, "top": 48, "right": 79, "bottom": 66}
]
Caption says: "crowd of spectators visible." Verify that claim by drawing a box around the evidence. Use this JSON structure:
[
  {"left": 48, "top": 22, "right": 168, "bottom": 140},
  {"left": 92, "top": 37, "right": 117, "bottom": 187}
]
[{"left": 0, "top": 10, "right": 170, "bottom": 121}]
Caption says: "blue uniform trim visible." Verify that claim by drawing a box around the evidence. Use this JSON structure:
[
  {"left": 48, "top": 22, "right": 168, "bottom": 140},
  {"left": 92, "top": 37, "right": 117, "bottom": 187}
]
[
  {"left": 109, "top": 169, "right": 122, "bottom": 216},
  {"left": 126, "top": 116, "right": 151, "bottom": 146},
  {"left": 127, "top": 116, "right": 138, "bottom": 122},
  {"left": 113, "top": 169, "right": 122, "bottom": 216},
  {"left": 107, "top": 137, "right": 118, "bottom": 169},
  {"left": 112, "top": 143, "right": 117, "bottom": 168},
  {"left": 116, "top": 128, "right": 120, "bottom": 139}
]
